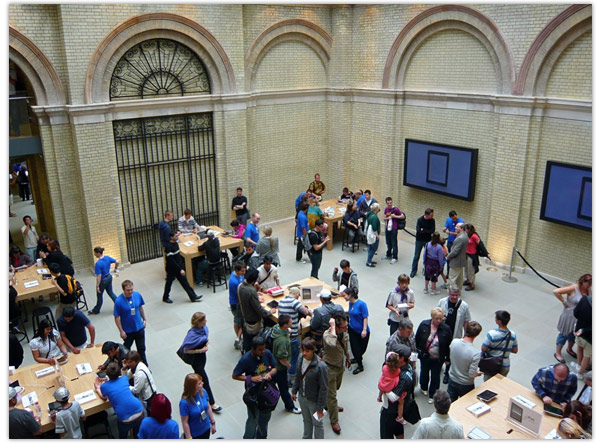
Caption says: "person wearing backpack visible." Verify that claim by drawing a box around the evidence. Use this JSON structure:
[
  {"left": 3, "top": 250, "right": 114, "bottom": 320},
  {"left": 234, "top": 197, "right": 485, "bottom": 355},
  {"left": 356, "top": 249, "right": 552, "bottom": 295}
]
[
  {"left": 49, "top": 263, "right": 78, "bottom": 318},
  {"left": 307, "top": 219, "right": 330, "bottom": 279},
  {"left": 296, "top": 202, "right": 310, "bottom": 264},
  {"left": 365, "top": 203, "right": 381, "bottom": 268}
]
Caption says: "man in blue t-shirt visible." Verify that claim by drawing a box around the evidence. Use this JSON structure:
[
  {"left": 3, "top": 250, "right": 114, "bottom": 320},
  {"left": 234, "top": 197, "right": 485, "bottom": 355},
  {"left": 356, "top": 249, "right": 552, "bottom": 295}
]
[
  {"left": 232, "top": 336, "right": 278, "bottom": 439},
  {"left": 114, "top": 280, "right": 149, "bottom": 366},
  {"left": 90, "top": 247, "right": 119, "bottom": 315},
  {"left": 229, "top": 261, "right": 246, "bottom": 350},
  {"left": 244, "top": 213, "right": 260, "bottom": 247},
  {"left": 296, "top": 202, "right": 309, "bottom": 263},
  {"left": 159, "top": 211, "right": 175, "bottom": 248},
  {"left": 442, "top": 210, "right": 464, "bottom": 278},
  {"left": 58, "top": 306, "right": 95, "bottom": 353}
]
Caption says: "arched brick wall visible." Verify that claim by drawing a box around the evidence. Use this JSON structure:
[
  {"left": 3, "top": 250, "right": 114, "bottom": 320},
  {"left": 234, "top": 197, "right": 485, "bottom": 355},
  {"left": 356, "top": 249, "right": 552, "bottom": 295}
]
[
  {"left": 245, "top": 19, "right": 332, "bottom": 91},
  {"left": 382, "top": 5, "right": 514, "bottom": 94},
  {"left": 85, "top": 13, "right": 237, "bottom": 103},
  {"left": 515, "top": 4, "right": 591, "bottom": 96},
  {"left": 9, "top": 26, "right": 66, "bottom": 106}
]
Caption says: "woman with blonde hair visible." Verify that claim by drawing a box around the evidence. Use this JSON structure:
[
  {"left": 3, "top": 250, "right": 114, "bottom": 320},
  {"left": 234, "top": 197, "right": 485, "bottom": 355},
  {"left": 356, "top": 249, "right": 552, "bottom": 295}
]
[
  {"left": 415, "top": 307, "right": 453, "bottom": 404},
  {"left": 256, "top": 225, "right": 280, "bottom": 266},
  {"left": 177, "top": 312, "right": 222, "bottom": 414},
  {"left": 557, "top": 417, "right": 591, "bottom": 439},
  {"left": 180, "top": 373, "right": 217, "bottom": 439}
]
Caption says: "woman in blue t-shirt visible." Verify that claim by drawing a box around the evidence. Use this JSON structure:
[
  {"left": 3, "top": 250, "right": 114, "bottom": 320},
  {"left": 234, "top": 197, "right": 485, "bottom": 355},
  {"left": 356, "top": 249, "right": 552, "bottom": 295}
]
[
  {"left": 180, "top": 373, "right": 216, "bottom": 439},
  {"left": 138, "top": 393, "right": 179, "bottom": 439},
  {"left": 345, "top": 287, "right": 370, "bottom": 375}
]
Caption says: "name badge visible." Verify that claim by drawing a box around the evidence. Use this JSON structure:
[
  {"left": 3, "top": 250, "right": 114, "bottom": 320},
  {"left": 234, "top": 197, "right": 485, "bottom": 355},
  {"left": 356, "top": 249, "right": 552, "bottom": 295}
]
[
  {"left": 129, "top": 301, "right": 135, "bottom": 316},
  {"left": 200, "top": 410, "right": 207, "bottom": 420}
]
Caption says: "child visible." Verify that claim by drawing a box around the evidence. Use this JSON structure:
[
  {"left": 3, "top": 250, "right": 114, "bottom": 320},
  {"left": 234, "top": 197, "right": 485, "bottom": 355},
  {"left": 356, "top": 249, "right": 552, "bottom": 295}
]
[
  {"left": 377, "top": 352, "right": 407, "bottom": 424},
  {"left": 50, "top": 387, "right": 86, "bottom": 438}
]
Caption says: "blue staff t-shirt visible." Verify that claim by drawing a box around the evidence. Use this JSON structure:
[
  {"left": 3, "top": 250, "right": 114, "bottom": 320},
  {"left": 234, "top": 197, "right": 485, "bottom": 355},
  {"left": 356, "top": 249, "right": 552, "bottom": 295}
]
[
  {"left": 348, "top": 299, "right": 370, "bottom": 334},
  {"left": 444, "top": 217, "right": 464, "bottom": 243},
  {"left": 296, "top": 211, "right": 309, "bottom": 238},
  {"left": 114, "top": 291, "right": 145, "bottom": 333},
  {"left": 229, "top": 273, "right": 244, "bottom": 306},
  {"left": 138, "top": 417, "right": 179, "bottom": 439},
  {"left": 100, "top": 376, "right": 143, "bottom": 421},
  {"left": 94, "top": 256, "right": 116, "bottom": 279},
  {"left": 245, "top": 222, "right": 259, "bottom": 244},
  {"left": 179, "top": 392, "right": 210, "bottom": 437}
]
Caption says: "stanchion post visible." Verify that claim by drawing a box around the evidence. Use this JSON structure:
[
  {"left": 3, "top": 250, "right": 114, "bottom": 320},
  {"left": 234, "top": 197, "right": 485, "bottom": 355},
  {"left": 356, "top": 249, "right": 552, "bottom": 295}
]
[{"left": 502, "top": 245, "right": 518, "bottom": 283}]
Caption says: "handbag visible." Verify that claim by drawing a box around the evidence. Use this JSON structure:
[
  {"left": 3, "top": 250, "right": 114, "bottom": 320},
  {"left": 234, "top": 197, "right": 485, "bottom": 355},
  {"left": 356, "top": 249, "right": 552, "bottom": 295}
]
[
  {"left": 238, "top": 294, "right": 263, "bottom": 335},
  {"left": 242, "top": 380, "right": 280, "bottom": 411},
  {"left": 176, "top": 346, "right": 193, "bottom": 365},
  {"left": 402, "top": 397, "right": 421, "bottom": 424},
  {"left": 478, "top": 332, "right": 511, "bottom": 376}
]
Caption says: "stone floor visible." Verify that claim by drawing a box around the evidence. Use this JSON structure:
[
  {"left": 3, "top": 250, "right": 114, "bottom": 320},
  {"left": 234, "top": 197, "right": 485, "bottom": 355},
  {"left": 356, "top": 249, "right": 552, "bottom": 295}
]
[{"left": 12, "top": 210, "right": 586, "bottom": 439}]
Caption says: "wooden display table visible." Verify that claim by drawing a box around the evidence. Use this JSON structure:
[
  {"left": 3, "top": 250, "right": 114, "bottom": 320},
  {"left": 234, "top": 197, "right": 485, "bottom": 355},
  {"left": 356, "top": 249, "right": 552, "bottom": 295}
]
[
  {"left": 318, "top": 199, "right": 348, "bottom": 250},
  {"left": 448, "top": 374, "right": 561, "bottom": 439},
  {"left": 12, "top": 265, "right": 58, "bottom": 303},
  {"left": 178, "top": 225, "right": 244, "bottom": 287},
  {"left": 10, "top": 346, "right": 110, "bottom": 433},
  {"left": 258, "top": 277, "right": 348, "bottom": 333}
]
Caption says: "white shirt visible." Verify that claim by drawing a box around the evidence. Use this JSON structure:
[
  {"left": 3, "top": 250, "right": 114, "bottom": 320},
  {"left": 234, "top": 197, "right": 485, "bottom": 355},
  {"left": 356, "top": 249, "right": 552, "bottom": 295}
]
[
  {"left": 21, "top": 224, "right": 38, "bottom": 249},
  {"left": 124, "top": 362, "right": 156, "bottom": 401},
  {"left": 30, "top": 329, "right": 62, "bottom": 359},
  {"left": 257, "top": 265, "right": 279, "bottom": 291},
  {"left": 412, "top": 412, "right": 464, "bottom": 439}
]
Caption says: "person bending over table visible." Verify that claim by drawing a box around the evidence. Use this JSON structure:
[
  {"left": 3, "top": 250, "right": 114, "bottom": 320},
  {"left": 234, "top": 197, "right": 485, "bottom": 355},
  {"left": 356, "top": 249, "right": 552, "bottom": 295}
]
[{"left": 531, "top": 362, "right": 578, "bottom": 405}]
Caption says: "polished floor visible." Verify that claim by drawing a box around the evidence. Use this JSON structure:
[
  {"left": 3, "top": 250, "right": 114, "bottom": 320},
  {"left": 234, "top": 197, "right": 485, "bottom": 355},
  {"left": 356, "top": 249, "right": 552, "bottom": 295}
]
[{"left": 11, "top": 201, "right": 586, "bottom": 439}]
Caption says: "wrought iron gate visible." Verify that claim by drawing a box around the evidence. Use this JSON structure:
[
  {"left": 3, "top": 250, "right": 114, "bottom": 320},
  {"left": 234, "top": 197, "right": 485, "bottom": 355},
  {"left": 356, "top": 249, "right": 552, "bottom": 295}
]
[{"left": 113, "top": 113, "right": 219, "bottom": 263}]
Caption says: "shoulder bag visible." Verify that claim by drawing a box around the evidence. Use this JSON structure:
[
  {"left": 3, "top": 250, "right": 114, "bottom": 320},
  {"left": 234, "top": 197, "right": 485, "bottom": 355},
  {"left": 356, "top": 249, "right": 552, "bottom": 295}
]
[{"left": 478, "top": 331, "right": 511, "bottom": 376}]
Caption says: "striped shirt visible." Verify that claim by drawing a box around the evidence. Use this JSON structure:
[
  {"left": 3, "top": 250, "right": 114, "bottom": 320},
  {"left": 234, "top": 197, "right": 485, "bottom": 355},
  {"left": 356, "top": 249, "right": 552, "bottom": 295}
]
[
  {"left": 481, "top": 328, "right": 518, "bottom": 368},
  {"left": 279, "top": 295, "right": 307, "bottom": 337}
]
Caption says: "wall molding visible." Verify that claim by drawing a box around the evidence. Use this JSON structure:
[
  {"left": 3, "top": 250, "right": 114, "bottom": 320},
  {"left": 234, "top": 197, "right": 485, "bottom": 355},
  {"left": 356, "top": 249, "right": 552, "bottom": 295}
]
[{"left": 33, "top": 88, "right": 591, "bottom": 125}]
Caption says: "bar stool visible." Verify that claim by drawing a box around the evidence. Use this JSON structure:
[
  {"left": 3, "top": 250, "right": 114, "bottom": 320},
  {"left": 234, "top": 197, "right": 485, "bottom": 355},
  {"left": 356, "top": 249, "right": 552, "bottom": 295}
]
[
  {"left": 341, "top": 222, "right": 360, "bottom": 252},
  {"left": 32, "top": 307, "right": 57, "bottom": 335},
  {"left": 206, "top": 262, "right": 228, "bottom": 293},
  {"left": 220, "top": 251, "right": 232, "bottom": 276},
  {"left": 75, "top": 283, "right": 89, "bottom": 312},
  {"left": 10, "top": 316, "right": 29, "bottom": 342}
]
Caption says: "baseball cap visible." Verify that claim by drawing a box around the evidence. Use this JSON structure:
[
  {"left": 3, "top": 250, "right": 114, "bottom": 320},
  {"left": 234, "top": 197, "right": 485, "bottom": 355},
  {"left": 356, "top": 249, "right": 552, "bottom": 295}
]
[
  {"left": 53, "top": 387, "right": 70, "bottom": 401},
  {"left": 9, "top": 387, "right": 17, "bottom": 400},
  {"left": 317, "top": 289, "right": 332, "bottom": 300},
  {"left": 289, "top": 287, "right": 300, "bottom": 296},
  {"left": 338, "top": 285, "right": 347, "bottom": 294},
  {"left": 392, "top": 343, "right": 412, "bottom": 360}
]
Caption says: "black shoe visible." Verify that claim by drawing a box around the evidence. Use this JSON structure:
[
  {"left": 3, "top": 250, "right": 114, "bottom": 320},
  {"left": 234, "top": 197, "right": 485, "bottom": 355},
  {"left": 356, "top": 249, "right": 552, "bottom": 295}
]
[
  {"left": 163, "top": 298, "right": 173, "bottom": 304},
  {"left": 410, "top": 272, "right": 416, "bottom": 278},
  {"left": 353, "top": 365, "right": 364, "bottom": 375},
  {"left": 350, "top": 358, "right": 356, "bottom": 364},
  {"left": 88, "top": 310, "right": 99, "bottom": 315},
  {"left": 190, "top": 295, "right": 203, "bottom": 302},
  {"left": 442, "top": 373, "right": 449, "bottom": 384},
  {"left": 366, "top": 263, "right": 376, "bottom": 268}
]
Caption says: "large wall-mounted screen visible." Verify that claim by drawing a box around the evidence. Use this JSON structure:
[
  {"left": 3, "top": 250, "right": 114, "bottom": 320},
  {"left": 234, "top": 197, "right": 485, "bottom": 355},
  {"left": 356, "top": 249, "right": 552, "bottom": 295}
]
[
  {"left": 403, "top": 139, "right": 478, "bottom": 201},
  {"left": 540, "top": 161, "right": 592, "bottom": 231}
]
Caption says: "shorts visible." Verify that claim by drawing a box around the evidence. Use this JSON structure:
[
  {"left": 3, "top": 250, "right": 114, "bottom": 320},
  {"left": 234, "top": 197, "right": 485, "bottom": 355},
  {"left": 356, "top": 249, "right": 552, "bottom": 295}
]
[
  {"left": 576, "top": 336, "right": 592, "bottom": 358},
  {"left": 230, "top": 304, "right": 243, "bottom": 326}
]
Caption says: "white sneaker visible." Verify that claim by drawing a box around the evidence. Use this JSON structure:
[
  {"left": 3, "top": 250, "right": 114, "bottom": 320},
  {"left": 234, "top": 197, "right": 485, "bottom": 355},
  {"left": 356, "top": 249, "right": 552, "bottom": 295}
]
[
  {"left": 428, "top": 398, "right": 433, "bottom": 404},
  {"left": 298, "top": 259, "right": 306, "bottom": 264},
  {"left": 431, "top": 289, "right": 439, "bottom": 295},
  {"left": 421, "top": 389, "right": 428, "bottom": 396},
  {"left": 423, "top": 289, "right": 429, "bottom": 294},
  {"left": 233, "top": 339, "right": 241, "bottom": 350},
  {"left": 569, "top": 361, "right": 580, "bottom": 372},
  {"left": 390, "top": 259, "right": 397, "bottom": 264}
]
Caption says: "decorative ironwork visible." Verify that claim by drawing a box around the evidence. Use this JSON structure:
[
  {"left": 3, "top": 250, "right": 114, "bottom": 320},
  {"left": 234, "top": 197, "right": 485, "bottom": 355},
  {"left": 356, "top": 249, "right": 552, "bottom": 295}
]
[
  {"left": 110, "top": 39, "right": 211, "bottom": 100},
  {"left": 114, "top": 113, "right": 219, "bottom": 263}
]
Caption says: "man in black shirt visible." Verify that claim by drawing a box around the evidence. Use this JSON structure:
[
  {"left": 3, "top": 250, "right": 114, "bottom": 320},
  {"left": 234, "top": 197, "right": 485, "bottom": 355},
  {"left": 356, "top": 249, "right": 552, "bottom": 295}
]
[
  {"left": 49, "top": 263, "right": 77, "bottom": 318},
  {"left": 196, "top": 230, "right": 222, "bottom": 286},
  {"left": 410, "top": 208, "right": 435, "bottom": 278},
  {"left": 308, "top": 219, "right": 330, "bottom": 279},
  {"left": 163, "top": 232, "right": 202, "bottom": 303},
  {"left": 9, "top": 387, "right": 42, "bottom": 438},
  {"left": 232, "top": 187, "right": 249, "bottom": 225}
]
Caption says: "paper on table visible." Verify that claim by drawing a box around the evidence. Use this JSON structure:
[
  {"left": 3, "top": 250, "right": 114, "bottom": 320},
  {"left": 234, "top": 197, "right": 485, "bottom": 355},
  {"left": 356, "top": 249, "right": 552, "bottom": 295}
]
[
  {"left": 74, "top": 390, "right": 96, "bottom": 405},
  {"left": 183, "top": 241, "right": 194, "bottom": 247},
  {"left": 76, "top": 363, "right": 92, "bottom": 375},
  {"left": 22, "top": 392, "right": 39, "bottom": 408},
  {"left": 37, "top": 268, "right": 49, "bottom": 274},
  {"left": 313, "top": 409, "right": 327, "bottom": 421},
  {"left": 24, "top": 280, "right": 39, "bottom": 288},
  {"left": 544, "top": 428, "right": 561, "bottom": 439}
]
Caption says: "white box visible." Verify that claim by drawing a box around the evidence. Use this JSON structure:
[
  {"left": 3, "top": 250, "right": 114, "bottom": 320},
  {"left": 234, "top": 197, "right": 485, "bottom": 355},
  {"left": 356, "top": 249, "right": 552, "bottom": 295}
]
[
  {"left": 35, "top": 366, "right": 55, "bottom": 378},
  {"left": 466, "top": 401, "right": 491, "bottom": 417}
]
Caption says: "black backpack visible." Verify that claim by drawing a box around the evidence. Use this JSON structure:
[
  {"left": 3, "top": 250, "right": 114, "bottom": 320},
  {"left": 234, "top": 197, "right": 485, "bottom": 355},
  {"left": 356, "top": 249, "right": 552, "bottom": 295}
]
[{"left": 259, "top": 326, "right": 274, "bottom": 351}]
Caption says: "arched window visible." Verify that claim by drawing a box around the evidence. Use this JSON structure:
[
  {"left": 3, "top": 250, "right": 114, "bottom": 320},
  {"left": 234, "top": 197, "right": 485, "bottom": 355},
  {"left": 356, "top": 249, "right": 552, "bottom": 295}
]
[{"left": 109, "top": 38, "right": 210, "bottom": 100}]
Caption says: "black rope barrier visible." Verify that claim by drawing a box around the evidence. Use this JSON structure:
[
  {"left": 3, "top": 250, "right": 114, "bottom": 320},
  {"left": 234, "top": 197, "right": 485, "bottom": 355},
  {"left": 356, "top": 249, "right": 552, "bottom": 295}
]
[
  {"left": 402, "top": 228, "right": 416, "bottom": 238},
  {"left": 514, "top": 248, "right": 561, "bottom": 288}
]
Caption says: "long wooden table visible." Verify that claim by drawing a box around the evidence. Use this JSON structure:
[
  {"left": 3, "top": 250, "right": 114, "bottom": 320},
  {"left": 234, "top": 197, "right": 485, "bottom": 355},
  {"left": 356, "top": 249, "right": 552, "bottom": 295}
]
[
  {"left": 12, "top": 264, "right": 58, "bottom": 303},
  {"left": 257, "top": 277, "right": 348, "bottom": 333},
  {"left": 449, "top": 374, "right": 561, "bottom": 439},
  {"left": 178, "top": 225, "right": 244, "bottom": 288},
  {"left": 10, "top": 346, "right": 110, "bottom": 433},
  {"left": 318, "top": 199, "right": 348, "bottom": 250}
]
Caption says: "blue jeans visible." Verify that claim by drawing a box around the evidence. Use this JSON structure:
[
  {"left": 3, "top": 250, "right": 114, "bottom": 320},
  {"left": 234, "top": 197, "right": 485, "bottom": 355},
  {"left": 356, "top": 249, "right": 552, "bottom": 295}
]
[
  {"left": 410, "top": 240, "right": 426, "bottom": 276},
  {"left": 385, "top": 229, "right": 398, "bottom": 259},
  {"left": 367, "top": 238, "right": 379, "bottom": 264},
  {"left": 123, "top": 328, "right": 148, "bottom": 366},
  {"left": 117, "top": 415, "right": 143, "bottom": 439},
  {"left": 556, "top": 332, "right": 575, "bottom": 347},
  {"left": 243, "top": 406, "right": 272, "bottom": 439},
  {"left": 419, "top": 357, "right": 443, "bottom": 398},
  {"left": 288, "top": 337, "right": 300, "bottom": 380},
  {"left": 447, "top": 379, "right": 475, "bottom": 402},
  {"left": 25, "top": 247, "right": 36, "bottom": 261},
  {"left": 92, "top": 274, "right": 117, "bottom": 313}
]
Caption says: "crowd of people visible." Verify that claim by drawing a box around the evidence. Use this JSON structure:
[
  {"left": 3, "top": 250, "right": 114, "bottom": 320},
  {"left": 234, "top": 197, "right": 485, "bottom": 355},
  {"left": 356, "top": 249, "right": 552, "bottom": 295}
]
[{"left": 8, "top": 174, "right": 592, "bottom": 439}]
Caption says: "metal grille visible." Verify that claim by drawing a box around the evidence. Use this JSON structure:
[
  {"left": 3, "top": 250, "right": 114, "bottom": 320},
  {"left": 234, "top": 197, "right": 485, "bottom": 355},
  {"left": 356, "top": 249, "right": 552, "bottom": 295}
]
[
  {"left": 114, "top": 113, "right": 219, "bottom": 263},
  {"left": 110, "top": 38, "right": 211, "bottom": 101}
]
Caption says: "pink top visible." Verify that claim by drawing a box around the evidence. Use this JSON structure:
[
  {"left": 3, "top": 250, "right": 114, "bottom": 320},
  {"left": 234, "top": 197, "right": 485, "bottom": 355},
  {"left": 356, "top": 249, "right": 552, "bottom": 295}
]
[
  {"left": 466, "top": 233, "right": 479, "bottom": 255},
  {"left": 232, "top": 224, "right": 246, "bottom": 239}
]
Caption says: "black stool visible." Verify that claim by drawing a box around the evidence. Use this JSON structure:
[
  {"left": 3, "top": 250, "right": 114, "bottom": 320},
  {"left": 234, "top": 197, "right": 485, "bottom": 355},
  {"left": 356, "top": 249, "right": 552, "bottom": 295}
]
[
  {"left": 10, "top": 316, "right": 29, "bottom": 342},
  {"left": 82, "top": 411, "right": 114, "bottom": 439},
  {"left": 220, "top": 251, "right": 232, "bottom": 276},
  {"left": 206, "top": 262, "right": 228, "bottom": 293},
  {"left": 341, "top": 223, "right": 360, "bottom": 252},
  {"left": 75, "top": 283, "right": 88, "bottom": 312},
  {"left": 32, "top": 307, "right": 57, "bottom": 335}
]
